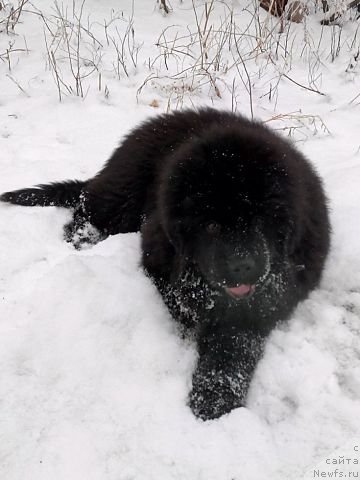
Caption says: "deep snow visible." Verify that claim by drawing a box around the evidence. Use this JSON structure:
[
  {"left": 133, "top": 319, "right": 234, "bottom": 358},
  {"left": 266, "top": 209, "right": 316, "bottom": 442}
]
[{"left": 1, "top": 1, "right": 360, "bottom": 479}]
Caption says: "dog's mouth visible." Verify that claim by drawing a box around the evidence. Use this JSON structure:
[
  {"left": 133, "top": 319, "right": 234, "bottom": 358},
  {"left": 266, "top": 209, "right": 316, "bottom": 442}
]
[{"left": 224, "top": 284, "right": 256, "bottom": 299}]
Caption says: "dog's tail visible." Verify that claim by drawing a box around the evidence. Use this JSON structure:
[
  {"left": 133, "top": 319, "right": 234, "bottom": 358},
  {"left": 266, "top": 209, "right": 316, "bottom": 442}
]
[{"left": 0, "top": 180, "right": 86, "bottom": 208}]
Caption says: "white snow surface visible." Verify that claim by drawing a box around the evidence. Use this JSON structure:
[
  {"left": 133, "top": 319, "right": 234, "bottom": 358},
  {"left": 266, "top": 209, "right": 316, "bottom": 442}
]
[{"left": 1, "top": 1, "right": 360, "bottom": 479}]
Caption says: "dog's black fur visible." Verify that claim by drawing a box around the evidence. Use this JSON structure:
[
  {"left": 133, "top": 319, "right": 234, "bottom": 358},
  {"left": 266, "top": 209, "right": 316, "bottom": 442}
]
[{"left": 1, "top": 108, "right": 331, "bottom": 420}]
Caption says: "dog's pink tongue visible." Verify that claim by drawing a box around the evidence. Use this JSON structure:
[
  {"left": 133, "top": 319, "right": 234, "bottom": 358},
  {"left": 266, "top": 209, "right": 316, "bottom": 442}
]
[{"left": 226, "top": 284, "right": 252, "bottom": 297}]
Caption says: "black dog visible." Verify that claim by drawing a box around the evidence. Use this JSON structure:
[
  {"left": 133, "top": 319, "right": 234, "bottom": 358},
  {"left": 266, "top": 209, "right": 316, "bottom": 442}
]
[{"left": 1, "top": 108, "right": 331, "bottom": 420}]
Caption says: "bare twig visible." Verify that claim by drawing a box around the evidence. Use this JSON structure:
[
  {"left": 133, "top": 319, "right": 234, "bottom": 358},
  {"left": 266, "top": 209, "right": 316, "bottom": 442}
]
[
  {"left": 264, "top": 111, "right": 331, "bottom": 139},
  {"left": 2, "top": 0, "right": 30, "bottom": 34},
  {"left": 232, "top": 29, "right": 254, "bottom": 119},
  {"left": 160, "top": 0, "right": 170, "bottom": 15},
  {"left": 6, "top": 73, "right": 29, "bottom": 96}
]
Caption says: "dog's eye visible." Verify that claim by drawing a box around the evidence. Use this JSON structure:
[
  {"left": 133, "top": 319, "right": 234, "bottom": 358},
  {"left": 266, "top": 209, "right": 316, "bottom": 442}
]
[{"left": 206, "top": 222, "right": 221, "bottom": 235}]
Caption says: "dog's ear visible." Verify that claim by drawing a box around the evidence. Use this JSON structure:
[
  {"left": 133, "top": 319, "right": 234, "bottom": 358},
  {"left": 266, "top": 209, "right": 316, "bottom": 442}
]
[
  {"left": 170, "top": 250, "right": 188, "bottom": 282},
  {"left": 167, "top": 219, "right": 184, "bottom": 249},
  {"left": 167, "top": 217, "right": 196, "bottom": 250},
  {"left": 166, "top": 219, "right": 191, "bottom": 282},
  {"left": 161, "top": 195, "right": 194, "bottom": 247}
]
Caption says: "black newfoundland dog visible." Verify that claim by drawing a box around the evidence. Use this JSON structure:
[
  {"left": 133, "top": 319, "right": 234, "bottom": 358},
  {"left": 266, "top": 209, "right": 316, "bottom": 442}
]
[{"left": 1, "top": 108, "right": 330, "bottom": 420}]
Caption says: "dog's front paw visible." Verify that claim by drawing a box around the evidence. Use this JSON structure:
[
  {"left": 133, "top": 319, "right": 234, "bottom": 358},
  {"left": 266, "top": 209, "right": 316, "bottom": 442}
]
[
  {"left": 188, "top": 367, "right": 245, "bottom": 421},
  {"left": 64, "top": 219, "right": 106, "bottom": 249}
]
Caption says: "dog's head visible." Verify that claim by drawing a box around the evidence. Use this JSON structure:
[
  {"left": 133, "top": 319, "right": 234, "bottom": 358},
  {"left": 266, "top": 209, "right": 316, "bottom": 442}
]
[{"left": 159, "top": 128, "right": 298, "bottom": 299}]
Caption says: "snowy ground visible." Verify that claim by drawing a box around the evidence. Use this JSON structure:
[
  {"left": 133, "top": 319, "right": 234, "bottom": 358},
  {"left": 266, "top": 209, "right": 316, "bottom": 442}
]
[{"left": 1, "top": 1, "right": 360, "bottom": 479}]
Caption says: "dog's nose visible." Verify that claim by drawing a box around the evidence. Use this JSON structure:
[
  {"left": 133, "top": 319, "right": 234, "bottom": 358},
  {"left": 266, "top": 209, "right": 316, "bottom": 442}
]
[
  {"left": 231, "top": 256, "right": 255, "bottom": 273},
  {"left": 227, "top": 256, "right": 260, "bottom": 283}
]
